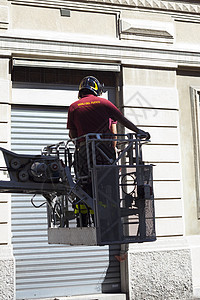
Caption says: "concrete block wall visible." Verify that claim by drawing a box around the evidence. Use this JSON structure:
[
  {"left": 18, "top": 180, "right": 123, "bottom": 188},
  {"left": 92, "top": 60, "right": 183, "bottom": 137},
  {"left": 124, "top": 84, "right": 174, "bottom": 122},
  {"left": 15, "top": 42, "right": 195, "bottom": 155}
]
[{"left": 128, "top": 238, "right": 193, "bottom": 300}]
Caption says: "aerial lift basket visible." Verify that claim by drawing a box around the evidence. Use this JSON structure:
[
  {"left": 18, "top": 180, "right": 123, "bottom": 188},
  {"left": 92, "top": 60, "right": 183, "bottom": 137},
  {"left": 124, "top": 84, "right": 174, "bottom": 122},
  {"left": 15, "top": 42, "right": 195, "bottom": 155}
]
[{"left": 0, "top": 133, "right": 156, "bottom": 246}]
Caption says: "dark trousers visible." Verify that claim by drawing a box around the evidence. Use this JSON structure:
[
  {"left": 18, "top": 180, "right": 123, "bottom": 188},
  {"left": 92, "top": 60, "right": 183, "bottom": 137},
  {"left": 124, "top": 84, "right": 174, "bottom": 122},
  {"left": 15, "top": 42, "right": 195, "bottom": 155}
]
[{"left": 74, "top": 142, "right": 116, "bottom": 227}]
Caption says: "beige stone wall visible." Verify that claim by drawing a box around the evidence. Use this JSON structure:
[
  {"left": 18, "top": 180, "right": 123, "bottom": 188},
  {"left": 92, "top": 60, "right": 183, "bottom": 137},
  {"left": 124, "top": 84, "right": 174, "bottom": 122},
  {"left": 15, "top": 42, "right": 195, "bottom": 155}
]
[
  {"left": 122, "top": 67, "right": 183, "bottom": 238},
  {"left": 10, "top": 4, "right": 117, "bottom": 41},
  {"left": 176, "top": 21, "right": 200, "bottom": 46},
  {"left": 0, "top": 59, "right": 12, "bottom": 244},
  {"left": 0, "top": 57, "right": 15, "bottom": 299},
  {"left": 1, "top": 0, "right": 200, "bottom": 298}
]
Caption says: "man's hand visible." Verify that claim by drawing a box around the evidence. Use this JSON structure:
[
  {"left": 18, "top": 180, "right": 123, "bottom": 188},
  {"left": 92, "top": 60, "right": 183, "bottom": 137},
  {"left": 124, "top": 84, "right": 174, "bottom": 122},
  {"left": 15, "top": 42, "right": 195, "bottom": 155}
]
[{"left": 137, "top": 129, "right": 151, "bottom": 140}]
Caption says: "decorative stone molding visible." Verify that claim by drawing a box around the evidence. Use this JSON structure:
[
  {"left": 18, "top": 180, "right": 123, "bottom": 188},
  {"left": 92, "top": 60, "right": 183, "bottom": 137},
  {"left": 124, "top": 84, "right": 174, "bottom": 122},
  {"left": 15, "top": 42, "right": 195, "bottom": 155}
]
[
  {"left": 2, "top": 34, "right": 200, "bottom": 68},
  {"left": 119, "top": 17, "right": 174, "bottom": 43},
  {"left": 8, "top": 0, "right": 200, "bottom": 15},
  {"left": 79, "top": 0, "right": 200, "bottom": 14}
]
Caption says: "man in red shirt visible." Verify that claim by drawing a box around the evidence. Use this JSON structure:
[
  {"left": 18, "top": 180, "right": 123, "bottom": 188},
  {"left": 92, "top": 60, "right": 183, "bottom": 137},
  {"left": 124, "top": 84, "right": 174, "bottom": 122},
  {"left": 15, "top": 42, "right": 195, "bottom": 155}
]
[
  {"left": 67, "top": 76, "right": 149, "bottom": 140},
  {"left": 67, "top": 76, "right": 150, "bottom": 227}
]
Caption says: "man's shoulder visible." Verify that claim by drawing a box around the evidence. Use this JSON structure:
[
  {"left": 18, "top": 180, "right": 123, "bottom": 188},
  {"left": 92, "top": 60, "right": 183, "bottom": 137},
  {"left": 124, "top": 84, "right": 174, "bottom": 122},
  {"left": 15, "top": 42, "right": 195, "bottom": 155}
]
[
  {"left": 69, "top": 99, "right": 79, "bottom": 109},
  {"left": 69, "top": 95, "right": 110, "bottom": 108},
  {"left": 97, "top": 96, "right": 111, "bottom": 104}
]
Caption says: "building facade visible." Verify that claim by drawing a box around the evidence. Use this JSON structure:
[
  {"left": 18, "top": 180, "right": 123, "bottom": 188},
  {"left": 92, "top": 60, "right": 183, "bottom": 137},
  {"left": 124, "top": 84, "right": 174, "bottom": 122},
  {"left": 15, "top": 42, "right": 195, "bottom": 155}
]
[{"left": 0, "top": 0, "right": 200, "bottom": 299}]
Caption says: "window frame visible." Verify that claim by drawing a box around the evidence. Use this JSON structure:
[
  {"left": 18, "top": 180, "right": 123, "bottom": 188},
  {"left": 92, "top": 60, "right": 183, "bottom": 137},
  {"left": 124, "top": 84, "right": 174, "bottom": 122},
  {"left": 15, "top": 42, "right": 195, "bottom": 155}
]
[{"left": 190, "top": 87, "right": 200, "bottom": 218}]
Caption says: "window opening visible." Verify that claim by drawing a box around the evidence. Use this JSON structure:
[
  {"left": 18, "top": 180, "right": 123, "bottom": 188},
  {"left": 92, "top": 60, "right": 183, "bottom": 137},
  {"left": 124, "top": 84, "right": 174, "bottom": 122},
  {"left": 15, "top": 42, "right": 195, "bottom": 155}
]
[{"left": 12, "top": 67, "right": 116, "bottom": 86}]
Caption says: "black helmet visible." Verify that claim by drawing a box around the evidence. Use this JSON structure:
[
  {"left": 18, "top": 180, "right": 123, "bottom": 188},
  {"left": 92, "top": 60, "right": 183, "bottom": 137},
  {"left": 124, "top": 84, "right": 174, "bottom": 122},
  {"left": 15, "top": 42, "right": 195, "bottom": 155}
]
[{"left": 78, "top": 76, "right": 103, "bottom": 97}]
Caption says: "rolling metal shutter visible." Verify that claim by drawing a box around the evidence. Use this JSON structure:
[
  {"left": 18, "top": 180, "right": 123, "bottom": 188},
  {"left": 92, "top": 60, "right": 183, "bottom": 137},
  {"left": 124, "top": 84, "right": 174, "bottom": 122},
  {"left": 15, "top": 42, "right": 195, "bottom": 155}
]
[{"left": 11, "top": 105, "right": 121, "bottom": 299}]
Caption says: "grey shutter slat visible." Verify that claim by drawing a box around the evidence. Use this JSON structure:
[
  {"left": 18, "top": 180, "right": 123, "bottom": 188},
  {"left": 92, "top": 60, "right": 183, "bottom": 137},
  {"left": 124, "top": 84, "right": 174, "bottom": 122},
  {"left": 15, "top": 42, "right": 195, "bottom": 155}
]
[{"left": 11, "top": 105, "right": 120, "bottom": 299}]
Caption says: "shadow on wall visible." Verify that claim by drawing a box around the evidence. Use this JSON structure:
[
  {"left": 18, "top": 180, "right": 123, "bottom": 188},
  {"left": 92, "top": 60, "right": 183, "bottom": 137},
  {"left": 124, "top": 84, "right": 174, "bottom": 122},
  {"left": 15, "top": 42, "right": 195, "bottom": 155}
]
[{"left": 102, "top": 245, "right": 121, "bottom": 294}]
